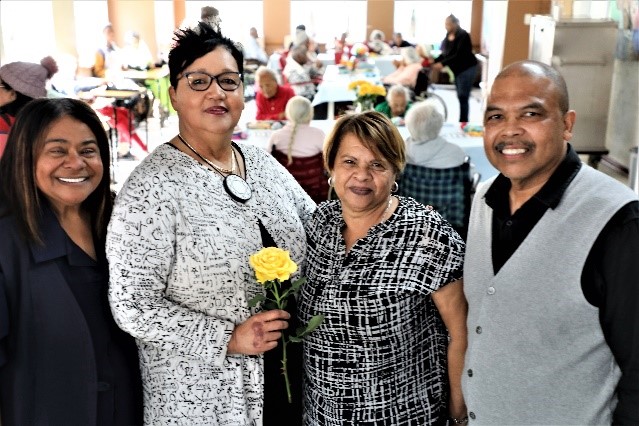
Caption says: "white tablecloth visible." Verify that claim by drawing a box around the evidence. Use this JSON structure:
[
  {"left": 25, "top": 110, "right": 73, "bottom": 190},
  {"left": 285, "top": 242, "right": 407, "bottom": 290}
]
[
  {"left": 238, "top": 121, "right": 498, "bottom": 182},
  {"left": 311, "top": 65, "right": 381, "bottom": 107},
  {"left": 318, "top": 53, "right": 402, "bottom": 78}
]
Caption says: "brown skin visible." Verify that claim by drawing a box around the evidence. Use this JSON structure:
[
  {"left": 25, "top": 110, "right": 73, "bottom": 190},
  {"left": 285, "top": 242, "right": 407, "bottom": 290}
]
[{"left": 483, "top": 62, "right": 576, "bottom": 214}]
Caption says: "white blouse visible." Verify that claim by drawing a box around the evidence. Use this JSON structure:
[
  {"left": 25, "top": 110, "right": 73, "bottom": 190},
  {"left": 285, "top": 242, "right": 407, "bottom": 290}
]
[{"left": 107, "top": 142, "right": 315, "bottom": 425}]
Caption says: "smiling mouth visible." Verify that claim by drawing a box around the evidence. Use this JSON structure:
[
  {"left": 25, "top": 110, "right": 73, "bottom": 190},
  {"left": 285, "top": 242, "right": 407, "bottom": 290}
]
[
  {"left": 350, "top": 186, "right": 373, "bottom": 195},
  {"left": 501, "top": 148, "right": 527, "bottom": 155},
  {"left": 495, "top": 141, "right": 533, "bottom": 156},
  {"left": 58, "top": 177, "right": 88, "bottom": 183},
  {"left": 206, "top": 106, "right": 228, "bottom": 114}
]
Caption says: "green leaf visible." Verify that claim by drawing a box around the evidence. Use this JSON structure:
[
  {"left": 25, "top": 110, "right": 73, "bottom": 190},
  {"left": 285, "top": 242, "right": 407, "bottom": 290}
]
[
  {"left": 288, "top": 336, "right": 303, "bottom": 343},
  {"left": 290, "top": 277, "right": 307, "bottom": 293},
  {"left": 248, "top": 293, "right": 266, "bottom": 308},
  {"left": 294, "top": 314, "right": 325, "bottom": 339}
]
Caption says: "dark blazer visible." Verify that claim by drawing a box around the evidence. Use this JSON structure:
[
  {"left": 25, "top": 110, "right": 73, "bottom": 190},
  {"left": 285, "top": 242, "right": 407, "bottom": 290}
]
[{"left": 0, "top": 209, "right": 139, "bottom": 425}]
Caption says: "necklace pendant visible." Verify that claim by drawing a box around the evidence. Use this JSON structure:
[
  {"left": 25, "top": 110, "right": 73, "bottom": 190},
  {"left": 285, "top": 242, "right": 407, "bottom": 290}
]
[{"left": 224, "top": 174, "right": 252, "bottom": 203}]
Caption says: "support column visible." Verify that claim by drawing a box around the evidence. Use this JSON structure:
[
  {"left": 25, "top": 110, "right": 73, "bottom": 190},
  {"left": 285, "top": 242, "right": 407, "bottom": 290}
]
[
  {"left": 263, "top": 0, "right": 290, "bottom": 54},
  {"left": 366, "top": 0, "right": 394, "bottom": 42}
]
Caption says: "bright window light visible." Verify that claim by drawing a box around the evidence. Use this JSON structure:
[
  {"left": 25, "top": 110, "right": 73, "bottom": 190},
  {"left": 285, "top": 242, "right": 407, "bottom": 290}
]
[{"left": 394, "top": 0, "right": 473, "bottom": 49}]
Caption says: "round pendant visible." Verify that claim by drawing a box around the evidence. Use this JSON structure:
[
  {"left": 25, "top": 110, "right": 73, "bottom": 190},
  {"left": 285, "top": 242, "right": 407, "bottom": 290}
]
[{"left": 223, "top": 174, "right": 252, "bottom": 203}]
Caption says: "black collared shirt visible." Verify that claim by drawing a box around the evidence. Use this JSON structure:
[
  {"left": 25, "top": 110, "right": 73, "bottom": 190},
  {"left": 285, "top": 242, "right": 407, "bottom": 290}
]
[{"left": 484, "top": 144, "right": 639, "bottom": 424}]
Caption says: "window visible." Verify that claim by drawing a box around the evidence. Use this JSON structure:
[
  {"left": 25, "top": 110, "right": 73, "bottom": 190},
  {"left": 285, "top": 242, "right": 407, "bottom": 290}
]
[
  {"left": 74, "top": 0, "right": 109, "bottom": 68},
  {"left": 0, "top": 0, "right": 56, "bottom": 63},
  {"left": 291, "top": 1, "right": 367, "bottom": 48},
  {"left": 393, "top": 0, "right": 472, "bottom": 49}
]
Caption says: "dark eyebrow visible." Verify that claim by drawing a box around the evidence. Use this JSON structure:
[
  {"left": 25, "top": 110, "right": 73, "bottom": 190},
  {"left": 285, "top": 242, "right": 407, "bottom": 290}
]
[{"left": 522, "top": 102, "right": 545, "bottom": 110}]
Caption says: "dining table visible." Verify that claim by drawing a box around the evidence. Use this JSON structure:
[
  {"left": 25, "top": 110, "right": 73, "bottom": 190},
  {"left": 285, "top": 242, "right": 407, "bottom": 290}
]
[
  {"left": 238, "top": 120, "right": 498, "bottom": 183},
  {"left": 311, "top": 64, "right": 382, "bottom": 120},
  {"left": 318, "top": 52, "right": 402, "bottom": 78}
]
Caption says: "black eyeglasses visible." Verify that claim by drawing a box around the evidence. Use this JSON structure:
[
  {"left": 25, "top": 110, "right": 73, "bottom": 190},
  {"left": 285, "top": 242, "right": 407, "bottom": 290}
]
[{"left": 180, "top": 71, "right": 242, "bottom": 92}]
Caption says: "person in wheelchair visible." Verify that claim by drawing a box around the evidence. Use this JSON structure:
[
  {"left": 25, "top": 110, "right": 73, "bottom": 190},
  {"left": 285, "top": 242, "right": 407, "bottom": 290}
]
[
  {"left": 374, "top": 84, "right": 413, "bottom": 123},
  {"left": 404, "top": 101, "right": 465, "bottom": 169}
]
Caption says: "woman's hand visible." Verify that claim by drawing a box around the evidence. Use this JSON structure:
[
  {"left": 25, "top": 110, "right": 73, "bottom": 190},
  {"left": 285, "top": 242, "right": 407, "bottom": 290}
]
[{"left": 227, "top": 310, "right": 290, "bottom": 355}]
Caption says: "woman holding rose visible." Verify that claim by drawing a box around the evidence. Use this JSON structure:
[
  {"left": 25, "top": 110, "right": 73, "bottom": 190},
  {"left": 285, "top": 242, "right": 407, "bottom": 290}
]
[
  {"left": 106, "top": 23, "right": 314, "bottom": 425},
  {"left": 298, "top": 111, "right": 468, "bottom": 425}
]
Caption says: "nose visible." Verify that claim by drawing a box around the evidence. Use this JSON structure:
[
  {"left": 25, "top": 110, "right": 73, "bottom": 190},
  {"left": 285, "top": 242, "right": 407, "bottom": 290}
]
[
  {"left": 353, "top": 164, "right": 372, "bottom": 180},
  {"left": 500, "top": 116, "right": 524, "bottom": 138},
  {"left": 64, "top": 151, "right": 86, "bottom": 169},
  {"left": 206, "top": 79, "right": 226, "bottom": 98}
]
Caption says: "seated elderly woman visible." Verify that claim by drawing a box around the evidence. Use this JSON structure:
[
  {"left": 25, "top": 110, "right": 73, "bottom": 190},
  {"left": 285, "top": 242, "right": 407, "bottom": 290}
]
[
  {"left": 404, "top": 101, "right": 466, "bottom": 168},
  {"left": 268, "top": 96, "right": 328, "bottom": 203},
  {"left": 382, "top": 46, "right": 423, "bottom": 89},
  {"left": 255, "top": 66, "right": 295, "bottom": 120},
  {"left": 375, "top": 84, "right": 413, "bottom": 122},
  {"left": 367, "top": 29, "right": 393, "bottom": 55}
]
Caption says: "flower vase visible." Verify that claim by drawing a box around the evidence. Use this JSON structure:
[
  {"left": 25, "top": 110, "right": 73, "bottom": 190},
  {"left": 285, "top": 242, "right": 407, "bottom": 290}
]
[{"left": 355, "top": 99, "right": 374, "bottom": 112}]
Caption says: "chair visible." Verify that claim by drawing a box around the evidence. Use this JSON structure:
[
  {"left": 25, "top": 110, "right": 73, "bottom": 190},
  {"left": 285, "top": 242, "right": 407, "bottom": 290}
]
[
  {"left": 271, "top": 149, "right": 329, "bottom": 204},
  {"left": 398, "top": 157, "right": 479, "bottom": 239}
]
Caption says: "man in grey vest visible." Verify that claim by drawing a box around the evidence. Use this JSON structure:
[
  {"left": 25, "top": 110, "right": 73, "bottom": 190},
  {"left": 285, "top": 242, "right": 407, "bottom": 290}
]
[{"left": 462, "top": 60, "right": 639, "bottom": 424}]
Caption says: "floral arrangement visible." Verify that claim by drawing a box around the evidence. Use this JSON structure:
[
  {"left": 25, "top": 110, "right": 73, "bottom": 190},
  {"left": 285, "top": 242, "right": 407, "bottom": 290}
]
[
  {"left": 348, "top": 80, "right": 386, "bottom": 111},
  {"left": 248, "top": 247, "right": 324, "bottom": 403},
  {"left": 350, "top": 42, "right": 369, "bottom": 59}
]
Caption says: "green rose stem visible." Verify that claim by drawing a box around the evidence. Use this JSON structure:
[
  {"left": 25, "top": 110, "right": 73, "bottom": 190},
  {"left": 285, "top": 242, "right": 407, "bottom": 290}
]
[{"left": 269, "top": 280, "right": 292, "bottom": 404}]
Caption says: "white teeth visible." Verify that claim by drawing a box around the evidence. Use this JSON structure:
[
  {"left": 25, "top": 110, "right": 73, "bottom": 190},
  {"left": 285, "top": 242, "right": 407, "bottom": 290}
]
[
  {"left": 59, "top": 177, "right": 87, "bottom": 183},
  {"left": 502, "top": 148, "right": 527, "bottom": 155}
]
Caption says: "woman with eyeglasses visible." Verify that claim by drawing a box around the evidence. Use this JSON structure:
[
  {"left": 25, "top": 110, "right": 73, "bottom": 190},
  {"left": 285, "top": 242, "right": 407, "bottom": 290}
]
[{"left": 106, "top": 23, "right": 314, "bottom": 425}]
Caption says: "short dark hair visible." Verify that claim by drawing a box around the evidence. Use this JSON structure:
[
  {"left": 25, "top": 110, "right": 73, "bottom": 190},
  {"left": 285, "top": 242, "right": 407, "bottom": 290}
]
[
  {"left": 324, "top": 111, "right": 406, "bottom": 176},
  {"left": 447, "top": 14, "right": 460, "bottom": 25},
  {"left": 0, "top": 98, "right": 113, "bottom": 245},
  {"left": 168, "top": 22, "right": 244, "bottom": 89}
]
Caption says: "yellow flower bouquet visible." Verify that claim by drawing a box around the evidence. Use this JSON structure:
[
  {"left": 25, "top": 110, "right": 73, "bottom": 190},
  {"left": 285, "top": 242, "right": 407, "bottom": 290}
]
[
  {"left": 348, "top": 80, "right": 386, "bottom": 111},
  {"left": 248, "top": 247, "right": 324, "bottom": 403}
]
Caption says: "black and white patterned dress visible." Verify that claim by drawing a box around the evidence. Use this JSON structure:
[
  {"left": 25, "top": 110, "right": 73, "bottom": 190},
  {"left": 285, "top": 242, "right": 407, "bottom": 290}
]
[
  {"left": 107, "top": 142, "right": 315, "bottom": 425},
  {"left": 298, "top": 197, "right": 465, "bottom": 425}
]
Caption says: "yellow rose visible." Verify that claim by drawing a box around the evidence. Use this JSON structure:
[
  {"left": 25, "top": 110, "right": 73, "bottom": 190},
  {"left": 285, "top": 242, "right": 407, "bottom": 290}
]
[{"left": 249, "top": 247, "right": 298, "bottom": 284}]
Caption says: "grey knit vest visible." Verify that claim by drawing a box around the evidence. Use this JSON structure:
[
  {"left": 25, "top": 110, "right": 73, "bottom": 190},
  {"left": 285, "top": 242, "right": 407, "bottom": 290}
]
[{"left": 462, "top": 165, "right": 638, "bottom": 425}]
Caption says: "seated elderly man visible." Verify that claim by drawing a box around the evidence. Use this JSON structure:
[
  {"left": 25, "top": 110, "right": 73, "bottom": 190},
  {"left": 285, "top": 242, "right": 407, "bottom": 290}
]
[
  {"left": 404, "top": 101, "right": 466, "bottom": 168},
  {"left": 375, "top": 85, "right": 413, "bottom": 122},
  {"left": 283, "top": 44, "right": 323, "bottom": 100},
  {"left": 254, "top": 66, "right": 295, "bottom": 120},
  {"left": 382, "top": 46, "right": 423, "bottom": 89},
  {"left": 244, "top": 27, "right": 268, "bottom": 65}
]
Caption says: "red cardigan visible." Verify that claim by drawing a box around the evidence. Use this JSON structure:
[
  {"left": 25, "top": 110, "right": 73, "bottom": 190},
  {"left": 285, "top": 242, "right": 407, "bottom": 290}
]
[{"left": 255, "top": 85, "right": 295, "bottom": 121}]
